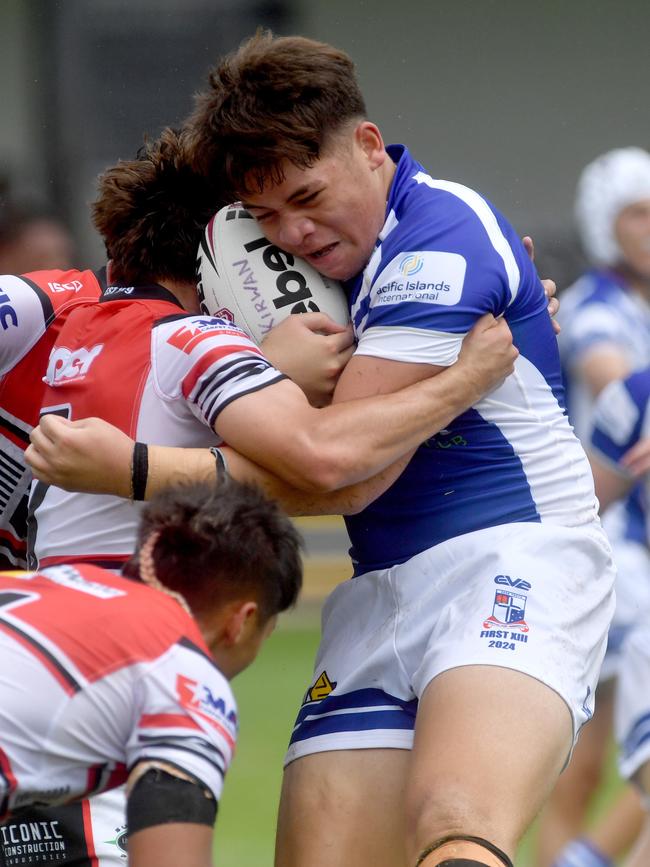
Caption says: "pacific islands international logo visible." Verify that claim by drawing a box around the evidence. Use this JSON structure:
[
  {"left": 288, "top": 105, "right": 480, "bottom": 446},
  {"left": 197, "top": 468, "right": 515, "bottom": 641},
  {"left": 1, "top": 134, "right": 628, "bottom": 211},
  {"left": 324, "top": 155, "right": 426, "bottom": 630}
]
[{"left": 399, "top": 254, "right": 424, "bottom": 277}]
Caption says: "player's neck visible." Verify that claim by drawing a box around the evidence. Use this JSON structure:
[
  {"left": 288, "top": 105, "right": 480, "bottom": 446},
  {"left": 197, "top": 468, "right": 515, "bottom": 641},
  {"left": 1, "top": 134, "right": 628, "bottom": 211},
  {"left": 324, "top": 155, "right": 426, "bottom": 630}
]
[{"left": 157, "top": 278, "right": 201, "bottom": 313}]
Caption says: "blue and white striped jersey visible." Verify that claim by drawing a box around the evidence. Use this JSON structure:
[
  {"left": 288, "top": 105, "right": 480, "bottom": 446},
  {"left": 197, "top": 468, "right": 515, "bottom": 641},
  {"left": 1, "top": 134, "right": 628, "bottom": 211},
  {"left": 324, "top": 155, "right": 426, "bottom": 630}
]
[
  {"left": 558, "top": 269, "right": 650, "bottom": 443},
  {"left": 558, "top": 270, "right": 650, "bottom": 547},
  {"left": 343, "top": 145, "right": 596, "bottom": 574},
  {"left": 591, "top": 367, "right": 650, "bottom": 546}
]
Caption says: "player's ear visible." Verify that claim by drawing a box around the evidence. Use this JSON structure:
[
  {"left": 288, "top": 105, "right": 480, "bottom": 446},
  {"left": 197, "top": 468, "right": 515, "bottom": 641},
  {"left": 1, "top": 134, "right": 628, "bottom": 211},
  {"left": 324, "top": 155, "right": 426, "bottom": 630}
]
[
  {"left": 222, "top": 600, "right": 259, "bottom": 646},
  {"left": 354, "top": 121, "right": 386, "bottom": 170}
]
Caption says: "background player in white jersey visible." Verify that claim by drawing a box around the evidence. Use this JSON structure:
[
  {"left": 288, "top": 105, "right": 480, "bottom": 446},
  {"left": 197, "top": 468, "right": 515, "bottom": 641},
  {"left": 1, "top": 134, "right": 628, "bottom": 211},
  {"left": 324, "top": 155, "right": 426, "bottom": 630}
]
[
  {"left": 588, "top": 367, "right": 650, "bottom": 867},
  {"left": 21, "top": 119, "right": 517, "bottom": 867},
  {"left": 540, "top": 148, "right": 650, "bottom": 867},
  {"left": 0, "top": 476, "right": 303, "bottom": 867}
]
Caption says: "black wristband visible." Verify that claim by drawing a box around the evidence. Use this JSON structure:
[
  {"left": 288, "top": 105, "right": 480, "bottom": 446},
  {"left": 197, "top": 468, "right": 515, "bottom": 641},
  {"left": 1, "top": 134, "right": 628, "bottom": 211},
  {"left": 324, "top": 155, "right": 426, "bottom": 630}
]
[{"left": 131, "top": 442, "right": 149, "bottom": 501}]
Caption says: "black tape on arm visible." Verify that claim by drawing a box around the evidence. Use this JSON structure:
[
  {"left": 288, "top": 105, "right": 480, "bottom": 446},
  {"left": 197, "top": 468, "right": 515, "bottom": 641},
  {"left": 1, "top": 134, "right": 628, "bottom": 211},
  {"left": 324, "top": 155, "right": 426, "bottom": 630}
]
[{"left": 126, "top": 767, "right": 217, "bottom": 833}]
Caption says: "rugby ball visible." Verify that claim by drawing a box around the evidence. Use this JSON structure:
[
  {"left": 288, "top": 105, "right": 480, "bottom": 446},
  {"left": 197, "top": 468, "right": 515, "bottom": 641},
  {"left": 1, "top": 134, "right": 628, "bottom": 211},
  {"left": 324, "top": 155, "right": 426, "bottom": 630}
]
[{"left": 196, "top": 202, "right": 350, "bottom": 344}]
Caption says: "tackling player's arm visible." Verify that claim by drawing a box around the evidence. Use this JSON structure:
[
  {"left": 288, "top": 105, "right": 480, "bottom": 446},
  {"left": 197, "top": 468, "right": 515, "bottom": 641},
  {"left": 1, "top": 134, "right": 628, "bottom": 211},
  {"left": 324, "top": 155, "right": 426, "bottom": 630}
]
[
  {"left": 26, "top": 413, "right": 407, "bottom": 514},
  {"left": 214, "top": 312, "right": 515, "bottom": 491},
  {"left": 126, "top": 761, "right": 216, "bottom": 867},
  {"left": 26, "top": 313, "right": 515, "bottom": 503}
]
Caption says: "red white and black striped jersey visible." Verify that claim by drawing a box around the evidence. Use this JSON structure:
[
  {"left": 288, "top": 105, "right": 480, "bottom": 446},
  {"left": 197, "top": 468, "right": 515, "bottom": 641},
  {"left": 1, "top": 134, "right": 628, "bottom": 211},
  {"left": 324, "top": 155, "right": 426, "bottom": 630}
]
[
  {"left": 29, "top": 283, "right": 285, "bottom": 570},
  {"left": 0, "top": 269, "right": 103, "bottom": 568},
  {"left": 0, "top": 565, "right": 237, "bottom": 820}
]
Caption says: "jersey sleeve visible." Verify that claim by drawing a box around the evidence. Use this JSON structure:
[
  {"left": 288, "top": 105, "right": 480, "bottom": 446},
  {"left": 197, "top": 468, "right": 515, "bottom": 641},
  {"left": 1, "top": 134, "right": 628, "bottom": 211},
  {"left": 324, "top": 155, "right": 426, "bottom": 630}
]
[
  {"left": 128, "top": 640, "right": 238, "bottom": 803},
  {"left": 0, "top": 275, "right": 53, "bottom": 375},
  {"left": 590, "top": 375, "right": 646, "bottom": 472},
  {"left": 354, "top": 183, "right": 542, "bottom": 367},
  {"left": 153, "top": 316, "right": 286, "bottom": 429}
]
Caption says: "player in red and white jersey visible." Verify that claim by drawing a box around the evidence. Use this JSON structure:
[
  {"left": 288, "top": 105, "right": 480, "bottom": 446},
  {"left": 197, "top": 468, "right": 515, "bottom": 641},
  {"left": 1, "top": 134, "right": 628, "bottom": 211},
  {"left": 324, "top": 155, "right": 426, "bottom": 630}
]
[
  {"left": 0, "top": 477, "right": 302, "bottom": 867},
  {"left": 29, "top": 280, "right": 291, "bottom": 570},
  {"left": 0, "top": 268, "right": 102, "bottom": 567},
  {"left": 22, "top": 123, "right": 514, "bottom": 867},
  {"left": 29, "top": 130, "right": 516, "bottom": 572}
]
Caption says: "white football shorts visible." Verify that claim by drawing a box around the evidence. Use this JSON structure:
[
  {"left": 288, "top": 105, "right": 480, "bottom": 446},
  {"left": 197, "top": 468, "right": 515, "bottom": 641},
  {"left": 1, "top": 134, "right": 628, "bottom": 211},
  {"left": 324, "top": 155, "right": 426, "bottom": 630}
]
[
  {"left": 285, "top": 520, "right": 616, "bottom": 766},
  {"left": 616, "top": 621, "right": 650, "bottom": 782}
]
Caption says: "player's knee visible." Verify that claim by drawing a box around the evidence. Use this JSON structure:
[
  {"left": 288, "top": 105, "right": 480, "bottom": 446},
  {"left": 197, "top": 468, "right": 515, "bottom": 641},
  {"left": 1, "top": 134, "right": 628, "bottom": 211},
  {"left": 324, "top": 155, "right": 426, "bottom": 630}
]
[{"left": 406, "top": 782, "right": 494, "bottom": 844}]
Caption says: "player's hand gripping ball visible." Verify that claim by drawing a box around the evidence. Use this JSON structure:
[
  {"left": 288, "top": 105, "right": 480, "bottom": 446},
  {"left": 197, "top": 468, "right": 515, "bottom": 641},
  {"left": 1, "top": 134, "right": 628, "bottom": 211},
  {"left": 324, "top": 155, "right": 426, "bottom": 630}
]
[{"left": 197, "top": 202, "right": 350, "bottom": 344}]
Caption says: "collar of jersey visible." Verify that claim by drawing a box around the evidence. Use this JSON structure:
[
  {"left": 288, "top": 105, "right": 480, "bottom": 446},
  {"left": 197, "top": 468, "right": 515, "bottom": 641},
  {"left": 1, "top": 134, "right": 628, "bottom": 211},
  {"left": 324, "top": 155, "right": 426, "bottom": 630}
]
[{"left": 100, "top": 282, "right": 185, "bottom": 308}]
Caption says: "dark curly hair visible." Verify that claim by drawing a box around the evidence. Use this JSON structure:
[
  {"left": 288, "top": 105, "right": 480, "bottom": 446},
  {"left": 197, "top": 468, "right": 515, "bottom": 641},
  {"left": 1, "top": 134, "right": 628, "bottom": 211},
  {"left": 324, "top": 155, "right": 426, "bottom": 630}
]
[
  {"left": 124, "top": 478, "right": 303, "bottom": 621},
  {"left": 91, "top": 127, "right": 227, "bottom": 285},
  {"left": 186, "top": 30, "right": 367, "bottom": 196}
]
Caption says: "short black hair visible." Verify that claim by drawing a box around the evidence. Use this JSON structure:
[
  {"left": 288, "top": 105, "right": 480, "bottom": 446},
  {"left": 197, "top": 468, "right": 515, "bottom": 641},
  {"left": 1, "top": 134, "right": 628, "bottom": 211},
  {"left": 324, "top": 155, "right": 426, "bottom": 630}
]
[
  {"left": 92, "top": 127, "right": 227, "bottom": 286},
  {"left": 125, "top": 477, "right": 303, "bottom": 621},
  {"left": 187, "top": 30, "right": 367, "bottom": 196}
]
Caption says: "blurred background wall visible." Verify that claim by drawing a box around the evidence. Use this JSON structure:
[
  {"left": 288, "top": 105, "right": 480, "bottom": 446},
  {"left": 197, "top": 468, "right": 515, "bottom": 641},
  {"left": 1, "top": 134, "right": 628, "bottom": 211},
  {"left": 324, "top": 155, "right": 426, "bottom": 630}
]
[{"left": 0, "top": 0, "right": 647, "bottom": 286}]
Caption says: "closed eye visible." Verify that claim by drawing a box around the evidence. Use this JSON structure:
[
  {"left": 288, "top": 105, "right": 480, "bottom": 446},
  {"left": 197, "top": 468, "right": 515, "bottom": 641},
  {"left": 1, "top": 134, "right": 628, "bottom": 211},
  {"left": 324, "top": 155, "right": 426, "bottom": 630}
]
[
  {"left": 296, "top": 191, "right": 320, "bottom": 206},
  {"left": 253, "top": 211, "right": 274, "bottom": 223}
]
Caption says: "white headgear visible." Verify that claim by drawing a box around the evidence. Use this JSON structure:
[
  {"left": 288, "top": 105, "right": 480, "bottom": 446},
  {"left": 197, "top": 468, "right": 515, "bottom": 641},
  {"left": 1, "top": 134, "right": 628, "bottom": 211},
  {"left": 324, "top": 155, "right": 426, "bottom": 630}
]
[{"left": 575, "top": 147, "right": 650, "bottom": 267}]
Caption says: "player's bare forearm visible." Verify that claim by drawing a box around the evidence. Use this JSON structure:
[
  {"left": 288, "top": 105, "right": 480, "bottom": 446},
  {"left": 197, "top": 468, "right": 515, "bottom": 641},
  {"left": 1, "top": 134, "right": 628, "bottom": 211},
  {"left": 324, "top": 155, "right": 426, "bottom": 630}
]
[
  {"left": 221, "top": 446, "right": 412, "bottom": 515},
  {"left": 26, "top": 413, "right": 408, "bottom": 514},
  {"left": 216, "top": 314, "right": 516, "bottom": 492},
  {"left": 128, "top": 823, "right": 214, "bottom": 867},
  {"left": 149, "top": 443, "right": 410, "bottom": 515}
]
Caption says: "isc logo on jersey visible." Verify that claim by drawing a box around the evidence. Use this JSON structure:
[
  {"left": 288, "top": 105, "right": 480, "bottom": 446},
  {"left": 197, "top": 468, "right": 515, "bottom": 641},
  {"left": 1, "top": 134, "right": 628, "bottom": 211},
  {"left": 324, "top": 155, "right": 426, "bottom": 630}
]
[
  {"left": 196, "top": 203, "right": 349, "bottom": 344},
  {"left": 48, "top": 280, "right": 84, "bottom": 294},
  {"left": 45, "top": 343, "right": 104, "bottom": 385}
]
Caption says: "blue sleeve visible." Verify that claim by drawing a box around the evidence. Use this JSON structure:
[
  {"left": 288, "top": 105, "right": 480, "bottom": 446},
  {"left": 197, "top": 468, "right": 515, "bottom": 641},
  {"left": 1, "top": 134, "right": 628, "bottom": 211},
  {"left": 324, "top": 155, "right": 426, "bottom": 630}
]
[
  {"left": 364, "top": 185, "right": 545, "bottom": 336},
  {"left": 591, "top": 371, "right": 650, "bottom": 466}
]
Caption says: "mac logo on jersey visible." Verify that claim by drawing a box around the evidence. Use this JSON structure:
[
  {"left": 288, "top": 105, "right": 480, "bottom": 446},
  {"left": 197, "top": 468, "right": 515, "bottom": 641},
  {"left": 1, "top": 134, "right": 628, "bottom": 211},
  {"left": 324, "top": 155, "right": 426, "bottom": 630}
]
[
  {"left": 176, "top": 674, "right": 238, "bottom": 731},
  {"left": 45, "top": 344, "right": 104, "bottom": 386},
  {"left": 373, "top": 251, "right": 467, "bottom": 308}
]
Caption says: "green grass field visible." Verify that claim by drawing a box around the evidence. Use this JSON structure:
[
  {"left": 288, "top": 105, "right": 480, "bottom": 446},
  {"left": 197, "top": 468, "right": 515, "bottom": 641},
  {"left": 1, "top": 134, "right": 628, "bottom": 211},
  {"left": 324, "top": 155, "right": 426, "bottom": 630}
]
[
  {"left": 214, "top": 608, "right": 321, "bottom": 866},
  {"left": 213, "top": 603, "right": 626, "bottom": 866}
]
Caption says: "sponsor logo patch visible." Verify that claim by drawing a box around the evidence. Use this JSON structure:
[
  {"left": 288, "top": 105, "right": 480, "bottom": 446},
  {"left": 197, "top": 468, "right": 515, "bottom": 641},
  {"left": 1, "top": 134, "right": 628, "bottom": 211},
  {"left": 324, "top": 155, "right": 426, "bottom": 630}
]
[
  {"left": 45, "top": 344, "right": 104, "bottom": 385},
  {"left": 373, "top": 251, "right": 467, "bottom": 307},
  {"left": 304, "top": 670, "right": 337, "bottom": 703},
  {"left": 105, "top": 822, "right": 128, "bottom": 859},
  {"left": 48, "top": 280, "right": 84, "bottom": 294},
  {"left": 176, "top": 674, "right": 238, "bottom": 730}
]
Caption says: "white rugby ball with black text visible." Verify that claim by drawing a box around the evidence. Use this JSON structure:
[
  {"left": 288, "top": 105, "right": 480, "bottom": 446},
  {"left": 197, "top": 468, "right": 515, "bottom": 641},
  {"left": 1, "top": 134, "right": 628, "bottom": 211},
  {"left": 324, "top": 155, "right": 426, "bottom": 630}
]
[{"left": 196, "top": 202, "right": 350, "bottom": 344}]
